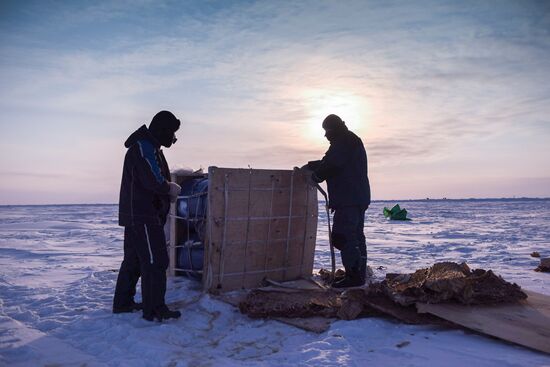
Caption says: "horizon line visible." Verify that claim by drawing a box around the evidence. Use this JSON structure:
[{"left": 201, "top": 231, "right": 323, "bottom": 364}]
[{"left": 1, "top": 196, "right": 549, "bottom": 207}]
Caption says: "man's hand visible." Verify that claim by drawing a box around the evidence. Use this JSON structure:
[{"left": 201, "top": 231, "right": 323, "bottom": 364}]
[{"left": 168, "top": 182, "right": 181, "bottom": 203}]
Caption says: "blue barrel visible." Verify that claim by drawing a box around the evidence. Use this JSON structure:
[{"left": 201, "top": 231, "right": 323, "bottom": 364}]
[
  {"left": 177, "top": 244, "right": 204, "bottom": 279},
  {"left": 177, "top": 178, "right": 208, "bottom": 219}
]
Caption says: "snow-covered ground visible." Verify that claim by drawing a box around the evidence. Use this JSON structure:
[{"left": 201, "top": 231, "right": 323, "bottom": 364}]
[{"left": 1, "top": 200, "right": 549, "bottom": 366}]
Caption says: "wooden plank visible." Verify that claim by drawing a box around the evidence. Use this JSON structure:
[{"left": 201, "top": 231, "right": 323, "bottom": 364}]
[
  {"left": 204, "top": 167, "right": 225, "bottom": 291},
  {"left": 364, "top": 293, "right": 451, "bottom": 326},
  {"left": 217, "top": 282, "right": 334, "bottom": 333},
  {"left": 273, "top": 316, "right": 333, "bottom": 333},
  {"left": 416, "top": 290, "right": 550, "bottom": 354},
  {"left": 204, "top": 167, "right": 318, "bottom": 292},
  {"left": 261, "top": 278, "right": 327, "bottom": 291},
  {"left": 303, "top": 192, "right": 318, "bottom": 275}
]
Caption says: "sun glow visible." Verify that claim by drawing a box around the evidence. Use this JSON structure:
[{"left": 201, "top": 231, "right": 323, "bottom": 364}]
[{"left": 302, "top": 90, "right": 370, "bottom": 144}]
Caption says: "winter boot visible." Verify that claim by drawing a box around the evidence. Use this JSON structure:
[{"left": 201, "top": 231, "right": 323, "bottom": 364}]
[
  {"left": 143, "top": 305, "right": 181, "bottom": 322},
  {"left": 332, "top": 267, "right": 364, "bottom": 288},
  {"left": 360, "top": 257, "right": 367, "bottom": 283},
  {"left": 113, "top": 300, "right": 143, "bottom": 314}
]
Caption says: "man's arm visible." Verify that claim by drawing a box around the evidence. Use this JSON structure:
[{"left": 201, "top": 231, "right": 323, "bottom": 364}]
[
  {"left": 133, "top": 140, "right": 170, "bottom": 194},
  {"left": 307, "top": 142, "right": 349, "bottom": 182}
]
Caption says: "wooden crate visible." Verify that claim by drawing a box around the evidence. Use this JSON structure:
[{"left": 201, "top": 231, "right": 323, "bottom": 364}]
[{"left": 168, "top": 167, "right": 318, "bottom": 293}]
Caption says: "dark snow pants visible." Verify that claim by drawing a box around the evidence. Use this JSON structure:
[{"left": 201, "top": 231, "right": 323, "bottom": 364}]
[
  {"left": 331, "top": 206, "right": 367, "bottom": 273},
  {"left": 113, "top": 224, "right": 169, "bottom": 315}
]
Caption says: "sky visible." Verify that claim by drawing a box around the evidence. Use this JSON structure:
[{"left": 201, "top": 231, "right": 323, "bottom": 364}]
[{"left": 0, "top": 0, "right": 549, "bottom": 204}]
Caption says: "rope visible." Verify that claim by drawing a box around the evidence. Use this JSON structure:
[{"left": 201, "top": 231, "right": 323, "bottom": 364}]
[
  {"left": 167, "top": 214, "right": 204, "bottom": 222},
  {"left": 177, "top": 192, "right": 207, "bottom": 199},
  {"left": 315, "top": 183, "right": 335, "bottom": 282}
]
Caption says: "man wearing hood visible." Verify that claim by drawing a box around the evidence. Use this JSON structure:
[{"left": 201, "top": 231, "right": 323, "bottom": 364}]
[
  {"left": 306, "top": 114, "right": 371, "bottom": 288},
  {"left": 113, "top": 110, "right": 182, "bottom": 321}
]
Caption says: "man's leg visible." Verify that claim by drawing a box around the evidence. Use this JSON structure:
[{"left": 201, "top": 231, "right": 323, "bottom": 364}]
[
  {"left": 331, "top": 206, "right": 363, "bottom": 287},
  {"left": 357, "top": 207, "right": 367, "bottom": 282},
  {"left": 113, "top": 227, "right": 142, "bottom": 312},
  {"left": 131, "top": 224, "right": 180, "bottom": 321}
]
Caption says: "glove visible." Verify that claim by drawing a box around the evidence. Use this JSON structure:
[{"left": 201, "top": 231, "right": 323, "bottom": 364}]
[{"left": 168, "top": 182, "right": 181, "bottom": 203}]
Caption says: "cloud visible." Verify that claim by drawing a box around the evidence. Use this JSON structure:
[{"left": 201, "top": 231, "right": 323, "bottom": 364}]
[
  {"left": 0, "top": 171, "right": 65, "bottom": 179},
  {"left": 1, "top": 0, "right": 549, "bottom": 202}
]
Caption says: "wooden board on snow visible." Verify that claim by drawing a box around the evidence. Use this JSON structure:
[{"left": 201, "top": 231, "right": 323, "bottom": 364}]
[
  {"left": 416, "top": 290, "right": 550, "bottom": 354},
  {"left": 273, "top": 316, "right": 334, "bottom": 333},
  {"left": 217, "top": 282, "right": 334, "bottom": 334}
]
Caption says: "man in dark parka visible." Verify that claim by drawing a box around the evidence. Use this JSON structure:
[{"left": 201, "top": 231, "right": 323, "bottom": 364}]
[
  {"left": 113, "top": 110, "right": 183, "bottom": 321},
  {"left": 307, "top": 114, "right": 371, "bottom": 287}
]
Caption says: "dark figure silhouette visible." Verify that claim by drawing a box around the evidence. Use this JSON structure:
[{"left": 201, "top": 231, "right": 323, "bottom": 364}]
[
  {"left": 307, "top": 114, "right": 371, "bottom": 288},
  {"left": 113, "top": 110, "right": 182, "bottom": 321}
]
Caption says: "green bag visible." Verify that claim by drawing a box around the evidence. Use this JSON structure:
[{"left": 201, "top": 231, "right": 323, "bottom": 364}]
[{"left": 383, "top": 204, "right": 410, "bottom": 220}]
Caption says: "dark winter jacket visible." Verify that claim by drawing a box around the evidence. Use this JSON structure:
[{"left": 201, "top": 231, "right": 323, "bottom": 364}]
[
  {"left": 308, "top": 127, "right": 371, "bottom": 209},
  {"left": 118, "top": 125, "right": 172, "bottom": 226}
]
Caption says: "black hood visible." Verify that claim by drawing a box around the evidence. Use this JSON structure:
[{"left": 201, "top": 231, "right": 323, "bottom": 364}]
[
  {"left": 326, "top": 124, "right": 349, "bottom": 143},
  {"left": 124, "top": 125, "right": 160, "bottom": 149}
]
